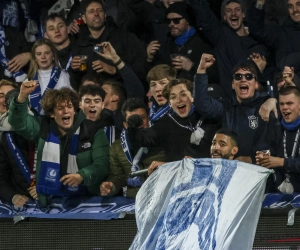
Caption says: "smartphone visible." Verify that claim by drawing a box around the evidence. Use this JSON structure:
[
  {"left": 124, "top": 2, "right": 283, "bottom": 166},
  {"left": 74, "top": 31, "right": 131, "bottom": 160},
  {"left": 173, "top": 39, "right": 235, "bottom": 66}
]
[{"left": 94, "top": 45, "right": 103, "bottom": 53}]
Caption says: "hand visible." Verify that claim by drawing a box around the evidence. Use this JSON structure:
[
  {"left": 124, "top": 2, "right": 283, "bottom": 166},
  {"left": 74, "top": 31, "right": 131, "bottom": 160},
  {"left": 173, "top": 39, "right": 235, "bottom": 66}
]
[
  {"left": 255, "top": 154, "right": 284, "bottom": 168},
  {"left": 197, "top": 54, "right": 215, "bottom": 74},
  {"left": 147, "top": 41, "right": 160, "bottom": 62},
  {"left": 68, "top": 20, "right": 80, "bottom": 34},
  {"left": 71, "top": 56, "right": 81, "bottom": 70},
  {"left": 12, "top": 194, "right": 29, "bottom": 207},
  {"left": 172, "top": 56, "right": 193, "bottom": 71},
  {"left": 148, "top": 161, "right": 165, "bottom": 175},
  {"left": 92, "top": 60, "right": 117, "bottom": 74},
  {"left": 249, "top": 53, "right": 266, "bottom": 73},
  {"left": 60, "top": 174, "right": 83, "bottom": 187},
  {"left": 18, "top": 80, "right": 39, "bottom": 103},
  {"left": 259, "top": 98, "right": 278, "bottom": 122},
  {"left": 255, "top": 0, "right": 265, "bottom": 9},
  {"left": 127, "top": 114, "right": 143, "bottom": 129},
  {"left": 27, "top": 186, "right": 38, "bottom": 200},
  {"left": 282, "top": 66, "right": 295, "bottom": 86},
  {"left": 100, "top": 182, "right": 113, "bottom": 196},
  {"left": 96, "top": 42, "right": 119, "bottom": 62},
  {"left": 7, "top": 52, "right": 31, "bottom": 72}
]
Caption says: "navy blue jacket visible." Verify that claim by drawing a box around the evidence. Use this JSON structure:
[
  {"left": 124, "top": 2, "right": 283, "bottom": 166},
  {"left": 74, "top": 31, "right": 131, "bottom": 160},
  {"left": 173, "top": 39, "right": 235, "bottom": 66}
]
[
  {"left": 190, "top": 0, "right": 269, "bottom": 97},
  {"left": 194, "top": 73, "right": 277, "bottom": 162},
  {"left": 267, "top": 123, "right": 300, "bottom": 192}
]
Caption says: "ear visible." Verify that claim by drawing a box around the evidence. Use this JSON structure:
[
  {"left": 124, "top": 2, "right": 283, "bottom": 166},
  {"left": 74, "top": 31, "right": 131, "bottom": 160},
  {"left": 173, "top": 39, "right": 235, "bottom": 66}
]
[
  {"left": 231, "top": 146, "right": 239, "bottom": 157},
  {"left": 44, "top": 32, "right": 49, "bottom": 39},
  {"left": 123, "top": 121, "right": 128, "bottom": 130},
  {"left": 223, "top": 15, "right": 227, "bottom": 21},
  {"left": 79, "top": 101, "right": 82, "bottom": 108},
  {"left": 232, "top": 81, "right": 235, "bottom": 90},
  {"left": 111, "top": 94, "right": 119, "bottom": 102},
  {"left": 191, "top": 96, "right": 194, "bottom": 103},
  {"left": 50, "top": 113, "right": 55, "bottom": 118},
  {"left": 255, "top": 81, "right": 259, "bottom": 90},
  {"left": 82, "top": 15, "right": 87, "bottom": 24}
]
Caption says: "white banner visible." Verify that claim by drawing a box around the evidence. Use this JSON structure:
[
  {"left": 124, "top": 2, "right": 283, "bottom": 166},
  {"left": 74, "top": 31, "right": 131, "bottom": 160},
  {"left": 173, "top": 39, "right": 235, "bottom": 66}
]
[{"left": 130, "top": 158, "right": 273, "bottom": 250}]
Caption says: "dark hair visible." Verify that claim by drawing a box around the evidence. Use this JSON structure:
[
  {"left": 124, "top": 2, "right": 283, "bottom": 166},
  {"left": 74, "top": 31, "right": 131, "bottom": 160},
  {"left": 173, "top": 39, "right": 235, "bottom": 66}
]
[
  {"left": 81, "top": 0, "right": 104, "bottom": 14},
  {"left": 215, "top": 128, "right": 239, "bottom": 147},
  {"left": 41, "top": 87, "right": 79, "bottom": 117},
  {"left": 232, "top": 60, "right": 258, "bottom": 79},
  {"left": 162, "top": 78, "right": 193, "bottom": 100},
  {"left": 80, "top": 74, "right": 101, "bottom": 86},
  {"left": 147, "top": 64, "right": 177, "bottom": 84},
  {"left": 121, "top": 98, "right": 149, "bottom": 121},
  {"left": 78, "top": 84, "right": 106, "bottom": 100},
  {"left": 102, "top": 80, "right": 127, "bottom": 110},
  {"left": 279, "top": 86, "right": 300, "bottom": 99},
  {"left": 42, "top": 13, "right": 67, "bottom": 31},
  {"left": 221, "top": 0, "right": 246, "bottom": 21}
]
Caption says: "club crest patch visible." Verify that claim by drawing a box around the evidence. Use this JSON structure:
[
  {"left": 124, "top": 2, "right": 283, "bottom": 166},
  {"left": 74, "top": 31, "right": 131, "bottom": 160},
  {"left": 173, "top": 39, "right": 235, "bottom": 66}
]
[{"left": 248, "top": 116, "right": 258, "bottom": 129}]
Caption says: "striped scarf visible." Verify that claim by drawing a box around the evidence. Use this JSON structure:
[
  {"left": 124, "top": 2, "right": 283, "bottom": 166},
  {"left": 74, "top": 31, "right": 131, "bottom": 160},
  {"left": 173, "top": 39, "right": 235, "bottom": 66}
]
[{"left": 36, "top": 126, "right": 81, "bottom": 196}]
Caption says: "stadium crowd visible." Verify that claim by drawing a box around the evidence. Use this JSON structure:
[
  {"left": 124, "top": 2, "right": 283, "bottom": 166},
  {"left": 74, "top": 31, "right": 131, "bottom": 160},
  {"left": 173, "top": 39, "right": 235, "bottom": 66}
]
[{"left": 0, "top": 0, "right": 300, "bottom": 207}]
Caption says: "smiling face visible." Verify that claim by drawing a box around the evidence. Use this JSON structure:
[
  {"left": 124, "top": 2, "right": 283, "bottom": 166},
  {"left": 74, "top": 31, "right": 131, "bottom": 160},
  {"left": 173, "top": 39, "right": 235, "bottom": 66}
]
[
  {"left": 51, "top": 101, "right": 75, "bottom": 135},
  {"left": 279, "top": 93, "right": 300, "bottom": 123},
  {"left": 35, "top": 44, "right": 54, "bottom": 70},
  {"left": 223, "top": 2, "right": 244, "bottom": 31},
  {"left": 80, "top": 94, "right": 103, "bottom": 121},
  {"left": 210, "top": 133, "right": 238, "bottom": 159},
  {"left": 167, "top": 13, "right": 190, "bottom": 37},
  {"left": 169, "top": 83, "right": 193, "bottom": 118},
  {"left": 44, "top": 17, "right": 69, "bottom": 47},
  {"left": 149, "top": 78, "right": 169, "bottom": 106},
  {"left": 232, "top": 68, "right": 258, "bottom": 103},
  {"left": 82, "top": 2, "right": 105, "bottom": 32},
  {"left": 288, "top": 0, "right": 300, "bottom": 23}
]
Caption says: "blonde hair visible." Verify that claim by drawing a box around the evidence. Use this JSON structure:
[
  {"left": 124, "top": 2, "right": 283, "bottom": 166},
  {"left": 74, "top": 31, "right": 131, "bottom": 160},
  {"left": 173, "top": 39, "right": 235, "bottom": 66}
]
[
  {"left": 27, "top": 38, "right": 60, "bottom": 79},
  {"left": 0, "top": 79, "right": 17, "bottom": 88}
]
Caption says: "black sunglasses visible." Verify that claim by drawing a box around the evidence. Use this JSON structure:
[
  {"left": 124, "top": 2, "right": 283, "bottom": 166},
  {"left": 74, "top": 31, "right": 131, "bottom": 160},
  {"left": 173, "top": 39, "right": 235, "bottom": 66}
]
[
  {"left": 233, "top": 73, "right": 256, "bottom": 81},
  {"left": 166, "top": 17, "right": 184, "bottom": 25}
]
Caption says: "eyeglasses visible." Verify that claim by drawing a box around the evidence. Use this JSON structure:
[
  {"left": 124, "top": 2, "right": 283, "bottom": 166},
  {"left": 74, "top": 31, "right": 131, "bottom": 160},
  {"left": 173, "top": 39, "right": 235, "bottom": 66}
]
[
  {"left": 166, "top": 17, "right": 184, "bottom": 25},
  {"left": 233, "top": 73, "right": 256, "bottom": 81}
]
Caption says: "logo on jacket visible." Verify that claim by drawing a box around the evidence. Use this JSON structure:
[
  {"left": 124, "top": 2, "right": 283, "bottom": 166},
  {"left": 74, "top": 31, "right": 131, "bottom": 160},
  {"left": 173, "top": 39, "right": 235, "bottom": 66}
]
[
  {"left": 82, "top": 142, "right": 91, "bottom": 149},
  {"left": 46, "top": 168, "right": 57, "bottom": 182},
  {"left": 248, "top": 116, "right": 258, "bottom": 129}
]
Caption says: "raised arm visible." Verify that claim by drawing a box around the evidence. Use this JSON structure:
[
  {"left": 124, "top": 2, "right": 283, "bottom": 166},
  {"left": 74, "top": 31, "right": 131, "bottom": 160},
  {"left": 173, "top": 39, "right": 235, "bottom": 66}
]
[
  {"left": 247, "top": 0, "right": 282, "bottom": 50},
  {"left": 189, "top": 0, "right": 223, "bottom": 45},
  {"left": 193, "top": 54, "right": 224, "bottom": 119},
  {"left": 97, "top": 42, "right": 145, "bottom": 99},
  {"left": 8, "top": 81, "right": 41, "bottom": 141}
]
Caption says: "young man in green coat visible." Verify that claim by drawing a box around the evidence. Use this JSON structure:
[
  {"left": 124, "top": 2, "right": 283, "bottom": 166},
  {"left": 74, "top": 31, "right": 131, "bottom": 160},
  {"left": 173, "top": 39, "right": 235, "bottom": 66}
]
[{"left": 8, "top": 81, "right": 109, "bottom": 205}]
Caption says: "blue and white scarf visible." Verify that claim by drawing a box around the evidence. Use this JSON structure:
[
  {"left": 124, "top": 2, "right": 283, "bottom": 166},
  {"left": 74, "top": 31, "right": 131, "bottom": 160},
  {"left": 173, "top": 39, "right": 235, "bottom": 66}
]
[
  {"left": 0, "top": 25, "right": 27, "bottom": 82},
  {"left": 149, "top": 102, "right": 171, "bottom": 126},
  {"left": 103, "top": 125, "right": 116, "bottom": 146},
  {"left": 36, "top": 126, "right": 87, "bottom": 196},
  {"left": 120, "top": 129, "right": 147, "bottom": 188},
  {"left": 59, "top": 54, "right": 72, "bottom": 72},
  {"left": 6, "top": 132, "right": 32, "bottom": 184},
  {"left": 30, "top": 67, "right": 61, "bottom": 114}
]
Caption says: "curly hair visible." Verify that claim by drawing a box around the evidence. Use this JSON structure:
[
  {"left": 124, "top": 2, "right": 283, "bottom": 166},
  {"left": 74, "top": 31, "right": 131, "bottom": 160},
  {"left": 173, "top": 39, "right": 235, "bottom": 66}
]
[{"left": 41, "top": 87, "right": 79, "bottom": 117}]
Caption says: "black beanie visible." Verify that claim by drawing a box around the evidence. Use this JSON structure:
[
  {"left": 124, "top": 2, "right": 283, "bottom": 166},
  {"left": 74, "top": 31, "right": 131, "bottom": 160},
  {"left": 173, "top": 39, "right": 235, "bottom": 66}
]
[{"left": 166, "top": 2, "right": 196, "bottom": 27}]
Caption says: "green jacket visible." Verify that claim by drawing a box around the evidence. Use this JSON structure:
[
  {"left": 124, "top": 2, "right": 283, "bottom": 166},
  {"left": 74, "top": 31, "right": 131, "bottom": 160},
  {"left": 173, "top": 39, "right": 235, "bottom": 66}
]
[
  {"left": 8, "top": 99, "right": 110, "bottom": 202},
  {"left": 106, "top": 138, "right": 166, "bottom": 198}
]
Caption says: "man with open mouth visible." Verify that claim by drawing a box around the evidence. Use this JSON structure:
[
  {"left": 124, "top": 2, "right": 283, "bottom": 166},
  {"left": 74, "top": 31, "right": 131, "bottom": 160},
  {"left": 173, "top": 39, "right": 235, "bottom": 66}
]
[
  {"left": 189, "top": 0, "right": 273, "bottom": 98},
  {"left": 8, "top": 83, "right": 110, "bottom": 207},
  {"left": 256, "top": 86, "right": 300, "bottom": 193},
  {"left": 194, "top": 54, "right": 277, "bottom": 164}
]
